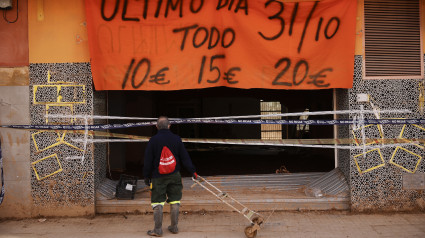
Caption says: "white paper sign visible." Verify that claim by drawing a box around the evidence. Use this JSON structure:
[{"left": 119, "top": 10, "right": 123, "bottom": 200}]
[{"left": 125, "top": 184, "right": 133, "bottom": 191}]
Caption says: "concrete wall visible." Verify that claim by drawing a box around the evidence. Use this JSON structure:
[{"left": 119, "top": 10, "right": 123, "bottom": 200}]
[
  {"left": 0, "top": 86, "right": 31, "bottom": 218},
  {"left": 0, "top": 0, "right": 31, "bottom": 218}
]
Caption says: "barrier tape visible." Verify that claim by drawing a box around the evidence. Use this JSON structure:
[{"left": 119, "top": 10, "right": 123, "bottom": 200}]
[
  {"left": 10, "top": 128, "right": 424, "bottom": 146},
  {"left": 60, "top": 130, "right": 424, "bottom": 146},
  {"left": 1, "top": 118, "right": 424, "bottom": 131},
  {"left": 46, "top": 109, "right": 411, "bottom": 120},
  {"left": 0, "top": 140, "right": 4, "bottom": 205},
  {"left": 72, "top": 138, "right": 419, "bottom": 149},
  {"left": 4, "top": 127, "right": 422, "bottom": 150}
]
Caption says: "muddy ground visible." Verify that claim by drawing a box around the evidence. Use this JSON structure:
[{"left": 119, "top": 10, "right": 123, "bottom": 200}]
[{"left": 1, "top": 211, "right": 424, "bottom": 238}]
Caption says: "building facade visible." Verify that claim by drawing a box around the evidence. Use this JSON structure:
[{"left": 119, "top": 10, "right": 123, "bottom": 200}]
[{"left": 0, "top": 0, "right": 424, "bottom": 218}]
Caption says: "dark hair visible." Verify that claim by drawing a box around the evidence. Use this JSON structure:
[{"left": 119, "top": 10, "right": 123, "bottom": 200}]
[{"left": 157, "top": 116, "right": 170, "bottom": 130}]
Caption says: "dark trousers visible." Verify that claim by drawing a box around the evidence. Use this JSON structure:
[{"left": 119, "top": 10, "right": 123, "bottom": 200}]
[{"left": 151, "top": 172, "right": 183, "bottom": 207}]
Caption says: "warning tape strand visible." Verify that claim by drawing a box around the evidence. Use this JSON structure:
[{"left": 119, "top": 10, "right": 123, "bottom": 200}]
[
  {"left": 46, "top": 109, "right": 411, "bottom": 120},
  {"left": 63, "top": 130, "right": 424, "bottom": 145},
  {"left": 5, "top": 128, "right": 422, "bottom": 150},
  {"left": 1, "top": 118, "right": 424, "bottom": 131}
]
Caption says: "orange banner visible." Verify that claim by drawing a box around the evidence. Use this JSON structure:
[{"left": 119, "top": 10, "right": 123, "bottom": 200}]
[{"left": 85, "top": 0, "right": 357, "bottom": 90}]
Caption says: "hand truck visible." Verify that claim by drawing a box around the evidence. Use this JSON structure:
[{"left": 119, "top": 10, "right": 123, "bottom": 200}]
[{"left": 191, "top": 175, "right": 266, "bottom": 238}]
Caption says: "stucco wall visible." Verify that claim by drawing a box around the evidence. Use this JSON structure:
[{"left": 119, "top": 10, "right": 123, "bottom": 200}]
[
  {"left": 28, "top": 0, "right": 89, "bottom": 63},
  {"left": 0, "top": 0, "right": 28, "bottom": 66}
]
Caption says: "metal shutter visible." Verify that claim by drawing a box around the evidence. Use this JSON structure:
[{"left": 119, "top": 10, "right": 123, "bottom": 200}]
[{"left": 364, "top": 0, "right": 423, "bottom": 79}]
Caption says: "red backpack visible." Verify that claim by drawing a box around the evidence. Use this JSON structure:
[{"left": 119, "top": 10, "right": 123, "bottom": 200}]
[{"left": 158, "top": 146, "right": 176, "bottom": 174}]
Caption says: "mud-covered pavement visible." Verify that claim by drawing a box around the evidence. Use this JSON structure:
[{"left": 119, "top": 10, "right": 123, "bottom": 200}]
[{"left": 1, "top": 211, "right": 424, "bottom": 238}]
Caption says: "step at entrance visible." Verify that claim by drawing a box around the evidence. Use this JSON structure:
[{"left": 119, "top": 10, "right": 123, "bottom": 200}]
[{"left": 96, "top": 171, "right": 350, "bottom": 213}]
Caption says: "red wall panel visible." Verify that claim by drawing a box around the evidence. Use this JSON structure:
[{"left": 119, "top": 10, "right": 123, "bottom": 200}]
[{"left": 0, "top": 0, "right": 28, "bottom": 66}]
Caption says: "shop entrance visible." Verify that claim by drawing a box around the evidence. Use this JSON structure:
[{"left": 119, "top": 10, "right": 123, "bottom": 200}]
[{"left": 106, "top": 87, "right": 335, "bottom": 179}]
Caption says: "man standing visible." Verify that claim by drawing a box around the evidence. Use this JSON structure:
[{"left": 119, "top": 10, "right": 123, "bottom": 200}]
[{"left": 144, "top": 116, "right": 198, "bottom": 237}]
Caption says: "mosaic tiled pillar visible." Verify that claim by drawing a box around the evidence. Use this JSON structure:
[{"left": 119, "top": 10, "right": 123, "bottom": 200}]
[
  {"left": 29, "top": 63, "right": 95, "bottom": 216},
  {"left": 345, "top": 56, "right": 425, "bottom": 211}
]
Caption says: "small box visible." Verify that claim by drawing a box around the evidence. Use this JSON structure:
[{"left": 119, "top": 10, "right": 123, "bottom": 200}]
[
  {"left": 115, "top": 174, "right": 138, "bottom": 200},
  {"left": 0, "top": 0, "right": 12, "bottom": 9}
]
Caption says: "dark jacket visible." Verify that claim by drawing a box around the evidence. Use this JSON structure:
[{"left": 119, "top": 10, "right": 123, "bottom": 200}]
[{"left": 143, "top": 129, "right": 196, "bottom": 179}]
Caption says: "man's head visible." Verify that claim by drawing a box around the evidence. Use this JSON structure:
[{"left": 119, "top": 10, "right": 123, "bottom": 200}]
[{"left": 156, "top": 116, "right": 170, "bottom": 130}]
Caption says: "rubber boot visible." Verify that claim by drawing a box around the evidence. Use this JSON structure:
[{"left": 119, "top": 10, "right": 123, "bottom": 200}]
[
  {"left": 168, "top": 203, "right": 180, "bottom": 234},
  {"left": 147, "top": 205, "right": 163, "bottom": 237}
]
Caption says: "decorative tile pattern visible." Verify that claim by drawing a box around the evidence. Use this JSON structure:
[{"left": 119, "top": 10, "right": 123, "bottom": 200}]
[
  {"left": 29, "top": 63, "right": 95, "bottom": 207},
  {"left": 344, "top": 55, "right": 425, "bottom": 211},
  {"left": 389, "top": 145, "right": 423, "bottom": 174},
  {"left": 353, "top": 148, "right": 385, "bottom": 174}
]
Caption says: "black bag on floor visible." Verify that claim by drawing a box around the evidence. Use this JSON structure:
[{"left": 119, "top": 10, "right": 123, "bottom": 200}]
[{"left": 115, "top": 174, "right": 138, "bottom": 200}]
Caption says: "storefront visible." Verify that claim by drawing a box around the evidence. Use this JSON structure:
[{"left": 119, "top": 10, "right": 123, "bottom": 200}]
[{"left": 0, "top": 0, "right": 424, "bottom": 218}]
